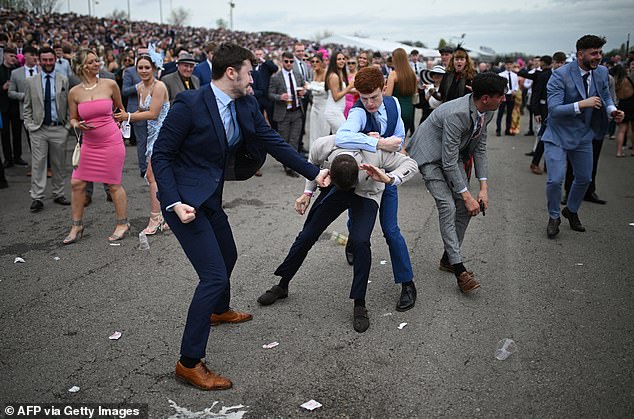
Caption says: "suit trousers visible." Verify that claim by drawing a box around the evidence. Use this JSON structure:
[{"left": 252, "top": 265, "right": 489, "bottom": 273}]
[
  {"left": 277, "top": 109, "right": 303, "bottom": 152},
  {"left": 564, "top": 139, "right": 603, "bottom": 197},
  {"left": 347, "top": 184, "right": 414, "bottom": 283},
  {"left": 29, "top": 125, "right": 67, "bottom": 200},
  {"left": 164, "top": 202, "right": 236, "bottom": 359},
  {"left": 544, "top": 141, "right": 592, "bottom": 218},
  {"left": 274, "top": 187, "right": 379, "bottom": 300},
  {"left": 531, "top": 123, "right": 547, "bottom": 166},
  {"left": 421, "top": 164, "right": 472, "bottom": 265},
  {"left": 2, "top": 109, "right": 22, "bottom": 162},
  {"left": 132, "top": 121, "right": 148, "bottom": 175},
  {"left": 495, "top": 94, "right": 514, "bottom": 133}
]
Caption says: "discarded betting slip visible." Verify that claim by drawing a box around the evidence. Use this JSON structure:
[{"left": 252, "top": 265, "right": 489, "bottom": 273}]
[
  {"left": 398, "top": 323, "right": 408, "bottom": 330},
  {"left": 262, "top": 342, "right": 279, "bottom": 349},
  {"left": 109, "top": 331, "right": 122, "bottom": 340},
  {"left": 68, "top": 386, "right": 80, "bottom": 393},
  {"left": 300, "top": 400, "right": 322, "bottom": 411}
]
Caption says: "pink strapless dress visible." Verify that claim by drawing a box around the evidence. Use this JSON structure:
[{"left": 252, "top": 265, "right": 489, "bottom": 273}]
[{"left": 72, "top": 99, "right": 125, "bottom": 184}]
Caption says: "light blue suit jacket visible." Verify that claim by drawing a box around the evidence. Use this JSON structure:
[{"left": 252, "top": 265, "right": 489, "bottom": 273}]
[{"left": 542, "top": 61, "right": 614, "bottom": 150}]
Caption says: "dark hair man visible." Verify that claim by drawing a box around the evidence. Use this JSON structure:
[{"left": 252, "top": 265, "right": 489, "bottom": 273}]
[
  {"left": 152, "top": 43, "right": 330, "bottom": 391},
  {"left": 542, "top": 35, "right": 623, "bottom": 239},
  {"left": 406, "top": 72, "right": 508, "bottom": 293}
]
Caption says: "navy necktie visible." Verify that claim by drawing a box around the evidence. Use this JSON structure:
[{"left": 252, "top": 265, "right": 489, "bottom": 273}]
[
  {"left": 44, "top": 74, "right": 52, "bottom": 125},
  {"left": 582, "top": 72, "right": 590, "bottom": 97},
  {"left": 29, "top": 68, "right": 34, "bottom": 77},
  {"left": 507, "top": 72, "right": 512, "bottom": 93}
]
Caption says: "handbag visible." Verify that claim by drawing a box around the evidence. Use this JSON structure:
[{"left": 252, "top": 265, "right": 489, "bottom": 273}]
[{"left": 72, "top": 127, "right": 81, "bottom": 168}]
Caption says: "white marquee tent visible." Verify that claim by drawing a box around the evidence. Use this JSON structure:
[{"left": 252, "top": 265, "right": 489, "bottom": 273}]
[{"left": 319, "top": 34, "right": 440, "bottom": 58}]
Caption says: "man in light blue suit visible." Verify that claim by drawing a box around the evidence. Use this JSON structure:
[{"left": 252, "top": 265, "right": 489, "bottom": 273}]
[{"left": 542, "top": 35, "right": 624, "bottom": 238}]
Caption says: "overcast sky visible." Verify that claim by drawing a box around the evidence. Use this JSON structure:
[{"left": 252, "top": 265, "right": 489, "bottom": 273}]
[{"left": 68, "top": 0, "right": 633, "bottom": 55}]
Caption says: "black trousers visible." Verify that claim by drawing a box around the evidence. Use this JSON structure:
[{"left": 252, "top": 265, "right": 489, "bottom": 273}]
[
  {"left": 274, "top": 186, "right": 379, "bottom": 300},
  {"left": 1, "top": 109, "right": 23, "bottom": 162},
  {"left": 495, "top": 94, "right": 514, "bottom": 133},
  {"left": 565, "top": 139, "right": 603, "bottom": 196}
]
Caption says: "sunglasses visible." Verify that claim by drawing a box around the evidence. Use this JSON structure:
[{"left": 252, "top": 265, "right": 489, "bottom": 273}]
[
  {"left": 310, "top": 60, "right": 319, "bottom": 64},
  {"left": 284, "top": 59, "right": 294, "bottom": 63},
  {"left": 347, "top": 61, "right": 356, "bottom": 65}
]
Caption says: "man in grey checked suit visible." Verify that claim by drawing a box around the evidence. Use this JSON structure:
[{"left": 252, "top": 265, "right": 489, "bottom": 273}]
[
  {"left": 23, "top": 47, "right": 71, "bottom": 212},
  {"left": 9, "top": 46, "right": 39, "bottom": 154},
  {"left": 406, "top": 73, "right": 507, "bottom": 293},
  {"left": 269, "top": 51, "right": 305, "bottom": 177}
]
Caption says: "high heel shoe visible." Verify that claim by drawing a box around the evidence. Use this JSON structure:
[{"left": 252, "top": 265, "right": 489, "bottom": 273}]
[
  {"left": 63, "top": 220, "right": 84, "bottom": 245},
  {"left": 143, "top": 211, "right": 165, "bottom": 235},
  {"left": 108, "top": 218, "right": 131, "bottom": 242}
]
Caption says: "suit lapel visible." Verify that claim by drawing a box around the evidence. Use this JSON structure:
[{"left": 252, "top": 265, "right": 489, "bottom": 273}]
[
  {"left": 571, "top": 64, "right": 586, "bottom": 99},
  {"left": 34, "top": 74, "right": 44, "bottom": 103},
  {"left": 203, "top": 84, "right": 227, "bottom": 152}
]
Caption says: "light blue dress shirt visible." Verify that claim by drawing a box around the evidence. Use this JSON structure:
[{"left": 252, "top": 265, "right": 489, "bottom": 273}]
[{"left": 335, "top": 98, "right": 405, "bottom": 153}]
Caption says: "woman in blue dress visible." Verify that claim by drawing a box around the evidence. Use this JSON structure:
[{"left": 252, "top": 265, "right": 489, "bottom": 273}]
[{"left": 115, "top": 48, "right": 170, "bottom": 235}]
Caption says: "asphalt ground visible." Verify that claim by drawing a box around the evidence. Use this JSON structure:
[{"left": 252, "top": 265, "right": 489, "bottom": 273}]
[{"left": 1, "top": 112, "right": 633, "bottom": 418}]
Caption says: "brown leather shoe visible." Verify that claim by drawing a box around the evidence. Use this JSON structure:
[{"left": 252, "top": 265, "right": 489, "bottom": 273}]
[
  {"left": 175, "top": 361, "right": 232, "bottom": 391},
  {"left": 457, "top": 271, "right": 480, "bottom": 293},
  {"left": 529, "top": 163, "right": 543, "bottom": 175},
  {"left": 210, "top": 309, "right": 253, "bottom": 326}
]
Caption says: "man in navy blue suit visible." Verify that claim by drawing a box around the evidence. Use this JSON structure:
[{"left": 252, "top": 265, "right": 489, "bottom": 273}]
[
  {"left": 543, "top": 35, "right": 624, "bottom": 238},
  {"left": 192, "top": 42, "right": 215, "bottom": 86},
  {"left": 152, "top": 43, "right": 329, "bottom": 391}
]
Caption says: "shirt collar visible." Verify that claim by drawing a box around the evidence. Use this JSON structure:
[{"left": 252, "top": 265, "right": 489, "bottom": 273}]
[{"left": 210, "top": 81, "right": 232, "bottom": 107}]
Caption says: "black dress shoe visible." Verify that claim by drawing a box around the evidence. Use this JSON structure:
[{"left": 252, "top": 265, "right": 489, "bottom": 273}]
[
  {"left": 396, "top": 282, "right": 417, "bottom": 312},
  {"left": 583, "top": 192, "right": 606, "bottom": 205},
  {"left": 505, "top": 130, "right": 514, "bottom": 136},
  {"left": 14, "top": 158, "right": 29, "bottom": 166},
  {"left": 561, "top": 192, "right": 568, "bottom": 205},
  {"left": 0, "top": 179, "right": 8, "bottom": 189},
  {"left": 495, "top": 131, "right": 501, "bottom": 137},
  {"left": 257, "top": 285, "right": 288, "bottom": 306},
  {"left": 53, "top": 196, "right": 71, "bottom": 205},
  {"left": 345, "top": 240, "right": 354, "bottom": 265},
  {"left": 525, "top": 151, "right": 535, "bottom": 156},
  {"left": 30, "top": 199, "right": 44, "bottom": 212},
  {"left": 4, "top": 160, "right": 14, "bottom": 168},
  {"left": 439, "top": 258, "right": 455, "bottom": 273},
  {"left": 353, "top": 306, "right": 369, "bottom": 333},
  {"left": 547, "top": 217, "right": 561, "bottom": 238},
  {"left": 562, "top": 207, "right": 585, "bottom": 232}
]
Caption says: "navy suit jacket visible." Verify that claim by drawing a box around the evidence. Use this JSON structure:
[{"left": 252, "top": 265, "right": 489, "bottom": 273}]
[
  {"left": 252, "top": 60, "right": 278, "bottom": 112},
  {"left": 152, "top": 84, "right": 320, "bottom": 211},
  {"left": 193, "top": 61, "right": 212, "bottom": 86},
  {"left": 542, "top": 62, "right": 614, "bottom": 149}
]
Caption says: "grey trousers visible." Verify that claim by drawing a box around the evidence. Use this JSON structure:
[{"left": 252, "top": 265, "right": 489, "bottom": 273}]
[
  {"left": 29, "top": 125, "right": 68, "bottom": 200},
  {"left": 276, "top": 109, "right": 303, "bottom": 152},
  {"left": 421, "top": 164, "right": 472, "bottom": 265}
]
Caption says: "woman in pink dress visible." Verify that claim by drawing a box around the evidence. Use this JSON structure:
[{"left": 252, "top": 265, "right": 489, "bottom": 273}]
[{"left": 64, "top": 49, "right": 128, "bottom": 244}]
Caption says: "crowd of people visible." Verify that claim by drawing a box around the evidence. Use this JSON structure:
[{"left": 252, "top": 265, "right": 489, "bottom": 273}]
[{"left": 1, "top": 7, "right": 633, "bottom": 392}]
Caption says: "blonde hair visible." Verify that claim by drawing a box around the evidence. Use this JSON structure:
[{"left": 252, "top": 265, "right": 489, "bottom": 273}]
[{"left": 72, "top": 48, "right": 97, "bottom": 78}]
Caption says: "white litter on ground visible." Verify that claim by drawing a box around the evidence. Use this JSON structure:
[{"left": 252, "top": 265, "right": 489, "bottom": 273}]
[
  {"left": 398, "top": 322, "right": 408, "bottom": 330},
  {"left": 575, "top": 263, "right": 584, "bottom": 266},
  {"left": 262, "top": 341, "right": 279, "bottom": 349},
  {"left": 382, "top": 312, "right": 393, "bottom": 317},
  {"left": 14, "top": 257, "right": 25, "bottom": 263},
  {"left": 109, "top": 243, "right": 121, "bottom": 246},
  {"left": 53, "top": 256, "right": 60, "bottom": 261},
  {"left": 68, "top": 386, "right": 80, "bottom": 393},
  {"left": 300, "top": 400, "right": 322, "bottom": 411},
  {"left": 167, "top": 400, "right": 247, "bottom": 419},
  {"left": 380, "top": 260, "right": 387, "bottom": 265},
  {"left": 109, "top": 331, "right": 122, "bottom": 340}
]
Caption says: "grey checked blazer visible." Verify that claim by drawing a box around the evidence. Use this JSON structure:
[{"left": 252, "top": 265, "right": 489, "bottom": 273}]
[
  {"left": 268, "top": 69, "right": 304, "bottom": 123},
  {"left": 161, "top": 71, "right": 200, "bottom": 104},
  {"left": 305, "top": 135, "right": 418, "bottom": 205},
  {"left": 8, "top": 66, "right": 34, "bottom": 119},
  {"left": 406, "top": 94, "right": 493, "bottom": 194}
]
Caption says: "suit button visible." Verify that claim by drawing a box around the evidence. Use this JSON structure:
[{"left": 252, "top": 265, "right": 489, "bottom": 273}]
[{"left": 215, "top": 178, "right": 220, "bottom": 182}]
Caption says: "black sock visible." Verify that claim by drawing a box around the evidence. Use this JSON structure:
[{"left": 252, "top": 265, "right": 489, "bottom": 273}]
[
  {"left": 441, "top": 251, "right": 449, "bottom": 262},
  {"left": 453, "top": 263, "right": 467, "bottom": 277},
  {"left": 179, "top": 356, "right": 200, "bottom": 368},
  {"left": 402, "top": 281, "right": 413, "bottom": 288},
  {"left": 277, "top": 277, "right": 291, "bottom": 289},
  {"left": 354, "top": 299, "right": 366, "bottom": 307}
]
